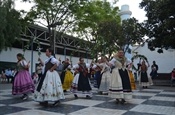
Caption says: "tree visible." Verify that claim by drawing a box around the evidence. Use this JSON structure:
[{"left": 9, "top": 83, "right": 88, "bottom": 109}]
[
  {"left": 0, "top": 0, "right": 25, "bottom": 52},
  {"left": 140, "top": 0, "right": 175, "bottom": 52},
  {"left": 71, "top": 1, "right": 121, "bottom": 59},
  {"left": 121, "top": 18, "right": 146, "bottom": 54},
  {"left": 97, "top": 17, "right": 146, "bottom": 58}
]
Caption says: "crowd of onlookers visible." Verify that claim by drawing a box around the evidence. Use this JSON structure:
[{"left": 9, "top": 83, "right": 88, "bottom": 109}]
[{"left": 0, "top": 68, "right": 17, "bottom": 83}]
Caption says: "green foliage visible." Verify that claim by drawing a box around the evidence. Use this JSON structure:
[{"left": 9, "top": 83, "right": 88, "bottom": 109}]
[
  {"left": 0, "top": 0, "right": 24, "bottom": 52},
  {"left": 140, "top": 0, "right": 175, "bottom": 51},
  {"left": 72, "top": 1, "right": 121, "bottom": 58}
]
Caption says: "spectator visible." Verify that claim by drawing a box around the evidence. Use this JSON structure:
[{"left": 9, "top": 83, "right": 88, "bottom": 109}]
[
  {"left": 171, "top": 68, "right": 175, "bottom": 87},
  {"left": 1, "top": 69, "right": 6, "bottom": 83},
  {"left": 5, "top": 68, "right": 13, "bottom": 83},
  {"left": 150, "top": 61, "right": 159, "bottom": 79},
  {"left": 57, "top": 59, "right": 64, "bottom": 76},
  {"left": 36, "top": 63, "right": 42, "bottom": 81}
]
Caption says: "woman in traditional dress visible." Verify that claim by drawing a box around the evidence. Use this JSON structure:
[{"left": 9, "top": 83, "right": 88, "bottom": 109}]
[
  {"left": 139, "top": 60, "right": 150, "bottom": 88},
  {"left": 34, "top": 48, "right": 65, "bottom": 106},
  {"left": 126, "top": 63, "right": 136, "bottom": 90},
  {"left": 60, "top": 58, "right": 74, "bottom": 92},
  {"left": 106, "top": 50, "right": 132, "bottom": 104},
  {"left": 71, "top": 57, "right": 92, "bottom": 99},
  {"left": 93, "top": 59, "right": 102, "bottom": 88},
  {"left": 93, "top": 56, "right": 111, "bottom": 94},
  {"left": 12, "top": 53, "right": 35, "bottom": 100}
]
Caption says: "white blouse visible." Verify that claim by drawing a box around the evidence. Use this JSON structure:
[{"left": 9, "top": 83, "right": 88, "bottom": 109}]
[{"left": 42, "top": 56, "right": 60, "bottom": 74}]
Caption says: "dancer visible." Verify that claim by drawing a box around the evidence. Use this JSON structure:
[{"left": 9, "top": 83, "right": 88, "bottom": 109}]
[
  {"left": 93, "top": 59, "right": 102, "bottom": 89},
  {"left": 106, "top": 49, "right": 132, "bottom": 104},
  {"left": 139, "top": 60, "right": 151, "bottom": 88},
  {"left": 12, "top": 53, "right": 34, "bottom": 100},
  {"left": 93, "top": 56, "right": 111, "bottom": 95},
  {"left": 60, "top": 58, "right": 74, "bottom": 92},
  {"left": 127, "top": 63, "right": 136, "bottom": 90},
  {"left": 34, "top": 48, "right": 65, "bottom": 106},
  {"left": 71, "top": 57, "right": 92, "bottom": 99}
]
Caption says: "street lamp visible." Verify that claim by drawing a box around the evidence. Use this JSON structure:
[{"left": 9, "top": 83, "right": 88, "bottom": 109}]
[
  {"left": 31, "top": 37, "right": 36, "bottom": 75},
  {"left": 86, "top": 47, "right": 89, "bottom": 63},
  {"left": 47, "top": 21, "right": 63, "bottom": 55},
  {"left": 64, "top": 45, "right": 66, "bottom": 60}
]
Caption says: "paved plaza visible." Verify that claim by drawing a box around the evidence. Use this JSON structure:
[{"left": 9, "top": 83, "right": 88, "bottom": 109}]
[{"left": 0, "top": 83, "right": 175, "bottom": 115}]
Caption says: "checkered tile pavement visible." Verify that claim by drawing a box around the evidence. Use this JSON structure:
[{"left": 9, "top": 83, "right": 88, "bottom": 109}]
[{"left": 0, "top": 85, "right": 175, "bottom": 115}]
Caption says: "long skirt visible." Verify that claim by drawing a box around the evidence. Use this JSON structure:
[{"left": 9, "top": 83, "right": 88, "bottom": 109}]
[
  {"left": 34, "top": 71, "right": 65, "bottom": 102},
  {"left": 71, "top": 72, "right": 92, "bottom": 97},
  {"left": 12, "top": 70, "right": 34, "bottom": 95},
  {"left": 98, "top": 71, "right": 111, "bottom": 92},
  {"left": 128, "top": 71, "right": 136, "bottom": 90},
  {"left": 62, "top": 70, "right": 74, "bottom": 91},
  {"left": 139, "top": 71, "right": 153, "bottom": 87},
  {"left": 109, "top": 68, "right": 132, "bottom": 100},
  {"left": 93, "top": 71, "right": 102, "bottom": 88}
]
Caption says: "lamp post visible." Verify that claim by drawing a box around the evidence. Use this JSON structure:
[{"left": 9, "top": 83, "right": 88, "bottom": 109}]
[
  {"left": 47, "top": 21, "right": 63, "bottom": 55},
  {"left": 86, "top": 47, "right": 89, "bottom": 63},
  {"left": 64, "top": 45, "right": 66, "bottom": 60},
  {"left": 31, "top": 37, "right": 36, "bottom": 75}
]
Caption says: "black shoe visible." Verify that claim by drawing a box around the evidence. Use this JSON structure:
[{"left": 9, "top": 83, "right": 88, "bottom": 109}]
[
  {"left": 63, "top": 90, "right": 67, "bottom": 92},
  {"left": 52, "top": 100, "right": 60, "bottom": 106},
  {"left": 120, "top": 99, "right": 126, "bottom": 104},
  {"left": 86, "top": 95, "right": 92, "bottom": 99},
  {"left": 74, "top": 94, "right": 78, "bottom": 99},
  {"left": 20, "top": 95, "right": 25, "bottom": 99},
  {"left": 39, "top": 101, "right": 48, "bottom": 107},
  {"left": 116, "top": 99, "right": 120, "bottom": 104},
  {"left": 22, "top": 94, "right": 28, "bottom": 100},
  {"left": 98, "top": 91, "right": 103, "bottom": 95}
]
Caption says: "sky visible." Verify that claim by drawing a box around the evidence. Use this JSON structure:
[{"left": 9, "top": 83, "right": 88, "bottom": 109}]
[{"left": 14, "top": 0, "right": 147, "bottom": 23}]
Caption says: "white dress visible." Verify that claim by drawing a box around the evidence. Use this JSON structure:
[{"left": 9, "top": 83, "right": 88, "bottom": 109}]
[
  {"left": 96, "top": 63, "right": 111, "bottom": 93},
  {"left": 34, "top": 56, "right": 65, "bottom": 102},
  {"left": 109, "top": 58, "right": 132, "bottom": 100}
]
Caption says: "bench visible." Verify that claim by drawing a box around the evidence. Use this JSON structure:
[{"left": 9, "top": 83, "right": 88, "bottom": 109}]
[{"left": 153, "top": 73, "right": 171, "bottom": 86}]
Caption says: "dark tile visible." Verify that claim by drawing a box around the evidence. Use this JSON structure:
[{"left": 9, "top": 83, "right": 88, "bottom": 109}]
[
  {"left": 123, "top": 111, "right": 162, "bottom": 115},
  {"left": 91, "top": 95, "right": 113, "bottom": 101},
  {"left": 38, "top": 104, "right": 87, "bottom": 114},
  {"left": 0, "top": 97, "right": 33, "bottom": 105},
  {"left": 142, "top": 100, "right": 175, "bottom": 107},
  {"left": 0, "top": 106, "right": 28, "bottom": 115},
  {"left": 94, "top": 101, "right": 137, "bottom": 110},
  {"left": 133, "top": 95, "right": 151, "bottom": 99}
]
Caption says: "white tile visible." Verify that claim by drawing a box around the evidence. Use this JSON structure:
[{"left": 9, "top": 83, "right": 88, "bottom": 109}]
[
  {"left": 10, "top": 101, "right": 42, "bottom": 109},
  {"left": 159, "top": 91, "right": 175, "bottom": 95},
  {"left": 149, "top": 96, "right": 175, "bottom": 102},
  {"left": 0, "top": 96, "right": 13, "bottom": 100},
  {"left": 141, "top": 89, "right": 163, "bottom": 92},
  {"left": 62, "top": 99, "right": 104, "bottom": 106},
  {"left": 133, "top": 92, "right": 157, "bottom": 97},
  {"left": 69, "top": 107, "right": 126, "bottom": 115},
  {"left": 127, "top": 98, "right": 146, "bottom": 104},
  {"left": 130, "top": 104, "right": 175, "bottom": 115},
  {"left": 6, "top": 110, "right": 64, "bottom": 115},
  {"left": 0, "top": 104, "right": 5, "bottom": 106}
]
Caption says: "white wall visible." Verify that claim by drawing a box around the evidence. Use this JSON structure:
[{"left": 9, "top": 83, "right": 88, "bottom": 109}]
[
  {"left": 0, "top": 48, "right": 92, "bottom": 73},
  {"left": 132, "top": 43, "right": 175, "bottom": 74}
]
